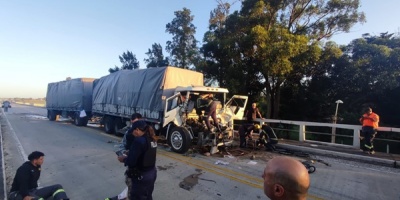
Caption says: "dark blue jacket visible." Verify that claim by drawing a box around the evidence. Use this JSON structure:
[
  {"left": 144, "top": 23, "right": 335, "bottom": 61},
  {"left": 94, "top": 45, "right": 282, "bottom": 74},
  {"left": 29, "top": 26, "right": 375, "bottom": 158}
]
[{"left": 10, "top": 161, "right": 41, "bottom": 198}]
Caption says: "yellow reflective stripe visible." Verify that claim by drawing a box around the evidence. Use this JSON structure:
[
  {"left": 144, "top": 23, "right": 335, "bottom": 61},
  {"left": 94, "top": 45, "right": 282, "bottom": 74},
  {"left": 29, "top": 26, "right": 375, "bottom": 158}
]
[
  {"left": 364, "top": 144, "right": 373, "bottom": 149},
  {"left": 53, "top": 189, "right": 65, "bottom": 197}
]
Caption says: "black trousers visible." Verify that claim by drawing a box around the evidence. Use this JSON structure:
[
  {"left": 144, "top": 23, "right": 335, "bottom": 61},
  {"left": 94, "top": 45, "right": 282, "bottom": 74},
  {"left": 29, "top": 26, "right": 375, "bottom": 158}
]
[
  {"left": 9, "top": 184, "right": 68, "bottom": 200},
  {"left": 130, "top": 167, "right": 157, "bottom": 200},
  {"left": 362, "top": 126, "right": 377, "bottom": 152}
]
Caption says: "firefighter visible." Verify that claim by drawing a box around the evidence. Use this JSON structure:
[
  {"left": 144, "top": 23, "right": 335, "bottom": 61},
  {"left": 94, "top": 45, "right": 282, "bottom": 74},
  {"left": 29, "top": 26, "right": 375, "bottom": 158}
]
[
  {"left": 118, "top": 120, "right": 157, "bottom": 200},
  {"left": 359, "top": 107, "right": 380, "bottom": 154},
  {"left": 9, "top": 151, "right": 69, "bottom": 200}
]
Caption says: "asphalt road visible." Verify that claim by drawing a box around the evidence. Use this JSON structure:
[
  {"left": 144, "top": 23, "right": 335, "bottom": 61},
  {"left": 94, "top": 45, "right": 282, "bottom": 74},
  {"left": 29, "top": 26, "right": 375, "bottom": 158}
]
[{"left": 1, "top": 104, "right": 400, "bottom": 200}]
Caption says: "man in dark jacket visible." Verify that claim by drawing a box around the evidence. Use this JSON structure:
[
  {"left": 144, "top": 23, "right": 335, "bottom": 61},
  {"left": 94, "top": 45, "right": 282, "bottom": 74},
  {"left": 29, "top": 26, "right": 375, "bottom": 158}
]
[{"left": 9, "top": 151, "right": 69, "bottom": 200}]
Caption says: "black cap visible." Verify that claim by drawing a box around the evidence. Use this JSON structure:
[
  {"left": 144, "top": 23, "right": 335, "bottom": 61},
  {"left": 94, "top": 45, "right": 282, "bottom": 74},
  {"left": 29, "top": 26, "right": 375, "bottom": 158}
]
[
  {"left": 131, "top": 120, "right": 147, "bottom": 130},
  {"left": 131, "top": 113, "right": 142, "bottom": 120}
]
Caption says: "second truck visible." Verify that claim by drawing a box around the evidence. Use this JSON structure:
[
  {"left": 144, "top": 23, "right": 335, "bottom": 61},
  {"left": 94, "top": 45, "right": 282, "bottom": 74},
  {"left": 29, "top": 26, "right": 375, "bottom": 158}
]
[{"left": 46, "top": 67, "right": 248, "bottom": 154}]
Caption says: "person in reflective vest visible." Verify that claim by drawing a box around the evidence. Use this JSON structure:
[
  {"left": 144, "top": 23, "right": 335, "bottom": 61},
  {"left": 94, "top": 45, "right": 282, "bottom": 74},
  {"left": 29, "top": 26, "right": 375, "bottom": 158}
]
[
  {"left": 359, "top": 107, "right": 380, "bottom": 154},
  {"left": 118, "top": 120, "right": 157, "bottom": 200},
  {"left": 9, "top": 151, "right": 69, "bottom": 200}
]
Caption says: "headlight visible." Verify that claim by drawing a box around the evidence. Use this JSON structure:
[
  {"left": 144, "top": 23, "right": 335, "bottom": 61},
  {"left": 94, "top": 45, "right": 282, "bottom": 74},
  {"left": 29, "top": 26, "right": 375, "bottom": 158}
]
[{"left": 154, "top": 124, "right": 160, "bottom": 130}]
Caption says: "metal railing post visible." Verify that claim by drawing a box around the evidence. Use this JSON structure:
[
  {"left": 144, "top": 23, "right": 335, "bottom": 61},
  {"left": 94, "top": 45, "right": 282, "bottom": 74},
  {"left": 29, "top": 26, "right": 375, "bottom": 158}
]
[
  {"left": 353, "top": 128, "right": 360, "bottom": 148},
  {"left": 299, "top": 124, "right": 305, "bottom": 142}
]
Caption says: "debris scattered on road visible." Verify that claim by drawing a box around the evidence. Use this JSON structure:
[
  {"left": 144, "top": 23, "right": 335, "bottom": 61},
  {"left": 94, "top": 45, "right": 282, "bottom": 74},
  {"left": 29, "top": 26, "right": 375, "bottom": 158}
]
[
  {"left": 157, "top": 165, "right": 174, "bottom": 171},
  {"left": 247, "top": 161, "right": 257, "bottom": 165},
  {"left": 223, "top": 155, "right": 235, "bottom": 159},
  {"left": 215, "top": 160, "right": 229, "bottom": 165}
]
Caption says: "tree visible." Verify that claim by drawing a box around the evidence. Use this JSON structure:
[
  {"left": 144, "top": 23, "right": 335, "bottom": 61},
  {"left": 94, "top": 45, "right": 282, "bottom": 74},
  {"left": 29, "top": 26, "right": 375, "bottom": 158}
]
[
  {"left": 292, "top": 33, "right": 400, "bottom": 126},
  {"left": 108, "top": 51, "right": 140, "bottom": 73},
  {"left": 201, "top": 0, "right": 365, "bottom": 118},
  {"left": 144, "top": 43, "right": 169, "bottom": 68},
  {"left": 166, "top": 8, "right": 199, "bottom": 69}
]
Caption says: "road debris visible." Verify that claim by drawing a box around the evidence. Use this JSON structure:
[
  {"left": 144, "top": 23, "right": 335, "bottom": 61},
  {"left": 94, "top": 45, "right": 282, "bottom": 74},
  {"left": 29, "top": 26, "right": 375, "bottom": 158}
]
[{"left": 215, "top": 160, "right": 229, "bottom": 165}]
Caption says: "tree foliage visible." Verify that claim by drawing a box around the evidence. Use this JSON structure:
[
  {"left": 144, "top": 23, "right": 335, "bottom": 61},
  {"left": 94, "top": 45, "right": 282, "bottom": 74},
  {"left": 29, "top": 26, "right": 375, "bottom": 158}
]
[
  {"left": 201, "top": 0, "right": 365, "bottom": 118},
  {"left": 280, "top": 33, "right": 400, "bottom": 127},
  {"left": 109, "top": 51, "right": 140, "bottom": 73},
  {"left": 166, "top": 8, "right": 199, "bottom": 69},
  {"left": 144, "top": 43, "right": 169, "bottom": 68}
]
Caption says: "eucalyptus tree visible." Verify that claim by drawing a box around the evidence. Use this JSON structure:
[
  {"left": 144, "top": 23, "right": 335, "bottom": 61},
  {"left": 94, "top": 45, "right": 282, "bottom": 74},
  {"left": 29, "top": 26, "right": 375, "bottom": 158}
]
[
  {"left": 144, "top": 43, "right": 169, "bottom": 68},
  {"left": 202, "top": 0, "right": 365, "bottom": 118},
  {"left": 108, "top": 51, "right": 140, "bottom": 73},
  {"left": 166, "top": 8, "right": 199, "bottom": 69}
]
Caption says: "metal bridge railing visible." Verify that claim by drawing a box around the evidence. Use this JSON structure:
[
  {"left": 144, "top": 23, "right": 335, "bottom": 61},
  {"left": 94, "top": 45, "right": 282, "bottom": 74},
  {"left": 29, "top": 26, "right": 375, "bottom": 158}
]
[{"left": 246, "top": 118, "right": 400, "bottom": 154}]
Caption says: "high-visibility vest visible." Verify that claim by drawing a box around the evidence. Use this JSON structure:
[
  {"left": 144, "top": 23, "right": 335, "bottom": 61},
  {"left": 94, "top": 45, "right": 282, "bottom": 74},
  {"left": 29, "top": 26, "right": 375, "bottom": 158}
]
[{"left": 361, "top": 112, "right": 379, "bottom": 128}]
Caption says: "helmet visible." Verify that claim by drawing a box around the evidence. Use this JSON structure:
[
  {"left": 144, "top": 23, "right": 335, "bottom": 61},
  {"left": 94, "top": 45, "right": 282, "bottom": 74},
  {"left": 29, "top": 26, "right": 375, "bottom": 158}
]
[{"left": 254, "top": 124, "right": 261, "bottom": 130}]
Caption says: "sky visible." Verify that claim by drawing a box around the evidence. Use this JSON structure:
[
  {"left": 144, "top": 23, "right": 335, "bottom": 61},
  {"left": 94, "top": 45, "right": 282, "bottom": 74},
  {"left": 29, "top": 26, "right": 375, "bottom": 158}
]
[{"left": 0, "top": 0, "right": 399, "bottom": 98}]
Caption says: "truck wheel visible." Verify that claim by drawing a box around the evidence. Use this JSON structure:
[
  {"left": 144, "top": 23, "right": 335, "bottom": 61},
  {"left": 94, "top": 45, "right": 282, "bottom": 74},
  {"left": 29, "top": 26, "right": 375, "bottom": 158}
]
[
  {"left": 168, "top": 127, "right": 191, "bottom": 154},
  {"left": 48, "top": 110, "right": 56, "bottom": 121},
  {"left": 113, "top": 118, "right": 124, "bottom": 136},
  {"left": 104, "top": 117, "right": 115, "bottom": 134}
]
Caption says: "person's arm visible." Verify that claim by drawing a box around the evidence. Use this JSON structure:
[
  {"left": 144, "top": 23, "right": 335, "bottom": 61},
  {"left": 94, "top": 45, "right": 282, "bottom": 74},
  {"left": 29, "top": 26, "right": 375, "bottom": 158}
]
[
  {"left": 256, "top": 108, "right": 262, "bottom": 118},
  {"left": 124, "top": 138, "right": 145, "bottom": 167},
  {"left": 370, "top": 114, "right": 379, "bottom": 122},
  {"left": 15, "top": 166, "right": 31, "bottom": 199}
]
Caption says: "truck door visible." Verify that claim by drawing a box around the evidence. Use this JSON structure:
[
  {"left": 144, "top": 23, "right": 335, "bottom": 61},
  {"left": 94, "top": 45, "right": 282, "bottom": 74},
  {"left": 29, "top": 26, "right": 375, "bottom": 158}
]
[
  {"left": 163, "top": 93, "right": 182, "bottom": 127},
  {"left": 225, "top": 95, "right": 248, "bottom": 119}
]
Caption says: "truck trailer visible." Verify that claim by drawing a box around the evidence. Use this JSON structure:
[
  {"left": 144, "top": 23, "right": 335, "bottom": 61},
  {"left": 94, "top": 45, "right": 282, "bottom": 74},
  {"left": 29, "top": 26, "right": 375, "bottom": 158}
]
[
  {"left": 46, "top": 78, "right": 95, "bottom": 126},
  {"left": 46, "top": 67, "right": 248, "bottom": 154}
]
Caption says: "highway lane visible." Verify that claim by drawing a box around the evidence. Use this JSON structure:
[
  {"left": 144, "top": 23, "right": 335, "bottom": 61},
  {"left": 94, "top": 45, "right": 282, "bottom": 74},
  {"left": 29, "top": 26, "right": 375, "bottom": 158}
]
[
  {"left": 1, "top": 104, "right": 400, "bottom": 199},
  {"left": 1, "top": 105, "right": 268, "bottom": 200}
]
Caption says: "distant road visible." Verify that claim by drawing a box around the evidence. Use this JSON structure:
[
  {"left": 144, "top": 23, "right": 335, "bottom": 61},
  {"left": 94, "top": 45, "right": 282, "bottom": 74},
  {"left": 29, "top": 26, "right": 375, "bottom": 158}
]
[{"left": 2, "top": 104, "right": 400, "bottom": 200}]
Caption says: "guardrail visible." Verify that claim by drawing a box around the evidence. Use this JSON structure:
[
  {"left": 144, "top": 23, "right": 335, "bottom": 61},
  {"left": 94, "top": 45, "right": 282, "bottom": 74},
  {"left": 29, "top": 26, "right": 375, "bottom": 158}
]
[{"left": 250, "top": 118, "right": 400, "bottom": 153}]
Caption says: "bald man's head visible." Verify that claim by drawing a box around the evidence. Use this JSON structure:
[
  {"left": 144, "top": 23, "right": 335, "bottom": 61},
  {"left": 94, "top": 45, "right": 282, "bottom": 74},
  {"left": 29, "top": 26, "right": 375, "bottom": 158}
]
[{"left": 263, "top": 156, "right": 310, "bottom": 200}]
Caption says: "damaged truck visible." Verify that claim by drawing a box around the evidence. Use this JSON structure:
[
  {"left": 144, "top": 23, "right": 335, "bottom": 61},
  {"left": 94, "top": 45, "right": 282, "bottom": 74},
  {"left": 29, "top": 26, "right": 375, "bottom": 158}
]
[{"left": 46, "top": 67, "right": 248, "bottom": 154}]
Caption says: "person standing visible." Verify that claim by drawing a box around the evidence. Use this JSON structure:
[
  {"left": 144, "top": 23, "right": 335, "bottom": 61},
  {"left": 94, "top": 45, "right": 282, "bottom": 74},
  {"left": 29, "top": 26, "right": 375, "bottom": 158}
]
[
  {"left": 118, "top": 120, "right": 157, "bottom": 200},
  {"left": 9, "top": 151, "right": 69, "bottom": 200},
  {"left": 106, "top": 113, "right": 143, "bottom": 200},
  {"left": 123, "top": 113, "right": 143, "bottom": 150},
  {"left": 359, "top": 107, "right": 380, "bottom": 154},
  {"left": 245, "top": 103, "right": 262, "bottom": 122},
  {"left": 262, "top": 156, "right": 310, "bottom": 200}
]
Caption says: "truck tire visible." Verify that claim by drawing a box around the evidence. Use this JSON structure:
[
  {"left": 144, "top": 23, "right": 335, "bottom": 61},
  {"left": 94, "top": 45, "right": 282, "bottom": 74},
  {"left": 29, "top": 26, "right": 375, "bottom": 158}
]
[
  {"left": 74, "top": 112, "right": 88, "bottom": 126},
  {"left": 48, "top": 110, "right": 57, "bottom": 121},
  {"left": 113, "top": 118, "right": 125, "bottom": 136},
  {"left": 104, "top": 116, "right": 115, "bottom": 134},
  {"left": 168, "top": 127, "right": 191, "bottom": 154}
]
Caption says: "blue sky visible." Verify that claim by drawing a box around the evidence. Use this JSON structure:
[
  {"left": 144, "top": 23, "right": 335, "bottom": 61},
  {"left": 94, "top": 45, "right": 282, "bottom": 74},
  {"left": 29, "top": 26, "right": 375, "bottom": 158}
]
[{"left": 0, "top": 0, "right": 399, "bottom": 98}]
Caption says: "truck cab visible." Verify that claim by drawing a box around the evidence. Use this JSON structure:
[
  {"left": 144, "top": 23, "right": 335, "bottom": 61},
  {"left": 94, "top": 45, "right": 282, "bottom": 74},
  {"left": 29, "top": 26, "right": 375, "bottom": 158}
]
[{"left": 162, "top": 86, "right": 248, "bottom": 153}]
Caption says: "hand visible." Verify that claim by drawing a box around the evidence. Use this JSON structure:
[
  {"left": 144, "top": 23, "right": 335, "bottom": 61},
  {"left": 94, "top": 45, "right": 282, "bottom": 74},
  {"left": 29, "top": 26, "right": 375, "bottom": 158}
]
[
  {"left": 117, "top": 155, "right": 127, "bottom": 163},
  {"left": 23, "top": 196, "right": 34, "bottom": 200}
]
